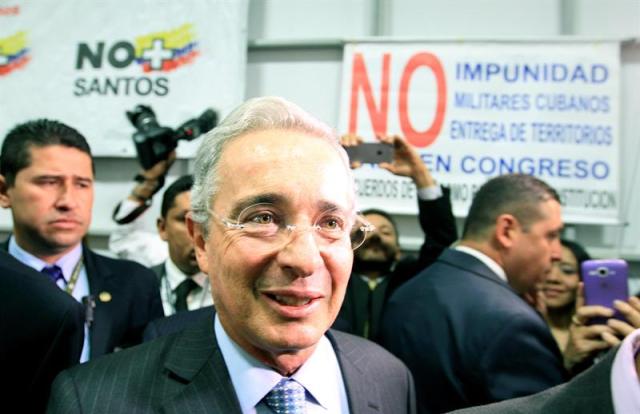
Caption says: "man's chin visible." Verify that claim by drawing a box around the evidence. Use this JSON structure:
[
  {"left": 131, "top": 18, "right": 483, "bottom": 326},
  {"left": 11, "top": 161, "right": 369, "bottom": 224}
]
[{"left": 44, "top": 234, "right": 84, "bottom": 252}]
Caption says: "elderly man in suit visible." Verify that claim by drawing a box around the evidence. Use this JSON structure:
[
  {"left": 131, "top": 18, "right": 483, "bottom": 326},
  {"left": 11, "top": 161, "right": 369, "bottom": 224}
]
[
  {"left": 47, "top": 97, "right": 416, "bottom": 414},
  {"left": 381, "top": 174, "right": 567, "bottom": 413},
  {"left": 0, "top": 119, "right": 163, "bottom": 361}
]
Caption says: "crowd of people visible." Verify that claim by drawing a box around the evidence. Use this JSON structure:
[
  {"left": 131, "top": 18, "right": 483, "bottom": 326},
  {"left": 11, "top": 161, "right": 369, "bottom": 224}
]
[{"left": 1, "top": 97, "right": 639, "bottom": 413}]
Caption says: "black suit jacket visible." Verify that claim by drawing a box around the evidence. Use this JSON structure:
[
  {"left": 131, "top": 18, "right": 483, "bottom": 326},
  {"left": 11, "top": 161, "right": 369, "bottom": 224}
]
[
  {"left": 82, "top": 247, "right": 164, "bottom": 357},
  {"left": 452, "top": 345, "right": 617, "bottom": 414},
  {"left": 48, "top": 312, "right": 416, "bottom": 413},
  {"left": 0, "top": 250, "right": 84, "bottom": 413},
  {"left": 2, "top": 239, "right": 164, "bottom": 358},
  {"left": 340, "top": 189, "right": 457, "bottom": 340},
  {"left": 381, "top": 248, "right": 566, "bottom": 414}
]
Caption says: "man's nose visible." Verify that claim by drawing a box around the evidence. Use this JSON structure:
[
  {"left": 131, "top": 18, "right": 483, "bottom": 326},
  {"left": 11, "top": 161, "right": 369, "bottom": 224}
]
[
  {"left": 55, "top": 183, "right": 78, "bottom": 209},
  {"left": 277, "top": 227, "right": 323, "bottom": 278}
]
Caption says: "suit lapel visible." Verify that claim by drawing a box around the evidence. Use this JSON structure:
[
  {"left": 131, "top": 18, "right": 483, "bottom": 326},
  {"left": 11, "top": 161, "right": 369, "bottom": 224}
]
[
  {"left": 327, "top": 330, "right": 383, "bottom": 413},
  {"left": 83, "top": 248, "right": 113, "bottom": 357},
  {"left": 160, "top": 313, "right": 243, "bottom": 414}
]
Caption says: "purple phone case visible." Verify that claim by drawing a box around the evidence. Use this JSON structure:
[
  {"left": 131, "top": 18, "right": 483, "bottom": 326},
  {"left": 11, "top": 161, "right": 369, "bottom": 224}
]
[{"left": 582, "top": 259, "right": 629, "bottom": 324}]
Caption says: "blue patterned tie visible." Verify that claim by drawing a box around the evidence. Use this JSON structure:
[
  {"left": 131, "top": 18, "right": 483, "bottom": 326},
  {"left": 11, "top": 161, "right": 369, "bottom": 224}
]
[
  {"left": 264, "top": 378, "right": 306, "bottom": 414},
  {"left": 41, "top": 265, "right": 65, "bottom": 285}
]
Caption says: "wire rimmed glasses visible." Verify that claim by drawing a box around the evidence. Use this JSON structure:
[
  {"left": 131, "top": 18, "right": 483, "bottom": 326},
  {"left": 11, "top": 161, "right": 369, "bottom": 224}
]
[{"left": 209, "top": 203, "right": 375, "bottom": 250}]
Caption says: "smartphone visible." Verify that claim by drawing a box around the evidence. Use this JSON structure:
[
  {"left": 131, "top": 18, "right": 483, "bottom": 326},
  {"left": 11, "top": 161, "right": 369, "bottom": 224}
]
[
  {"left": 344, "top": 143, "right": 393, "bottom": 164},
  {"left": 582, "top": 259, "right": 629, "bottom": 324}
]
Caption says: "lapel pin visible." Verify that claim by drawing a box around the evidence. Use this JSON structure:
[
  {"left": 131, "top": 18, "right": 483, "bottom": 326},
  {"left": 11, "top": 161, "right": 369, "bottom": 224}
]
[{"left": 99, "top": 291, "right": 112, "bottom": 303}]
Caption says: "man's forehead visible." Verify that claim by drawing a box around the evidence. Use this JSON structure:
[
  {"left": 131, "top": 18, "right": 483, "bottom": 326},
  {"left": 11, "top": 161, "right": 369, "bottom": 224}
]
[
  {"left": 223, "top": 128, "right": 339, "bottom": 157},
  {"left": 364, "top": 213, "right": 396, "bottom": 231}
]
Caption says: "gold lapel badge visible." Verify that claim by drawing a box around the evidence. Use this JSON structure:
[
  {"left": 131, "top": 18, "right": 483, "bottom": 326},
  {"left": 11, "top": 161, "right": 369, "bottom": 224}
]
[{"left": 99, "top": 291, "right": 112, "bottom": 303}]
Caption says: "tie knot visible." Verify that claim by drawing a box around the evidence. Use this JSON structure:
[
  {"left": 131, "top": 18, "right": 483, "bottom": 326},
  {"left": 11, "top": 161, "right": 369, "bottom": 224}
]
[
  {"left": 264, "top": 378, "right": 306, "bottom": 414},
  {"left": 41, "top": 265, "right": 65, "bottom": 284}
]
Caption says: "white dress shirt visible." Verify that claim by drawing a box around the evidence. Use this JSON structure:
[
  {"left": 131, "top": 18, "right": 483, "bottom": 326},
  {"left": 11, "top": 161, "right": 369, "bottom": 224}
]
[
  {"left": 9, "top": 236, "right": 90, "bottom": 362},
  {"left": 160, "top": 257, "right": 213, "bottom": 315},
  {"left": 611, "top": 328, "right": 640, "bottom": 413},
  {"left": 215, "top": 314, "right": 350, "bottom": 414}
]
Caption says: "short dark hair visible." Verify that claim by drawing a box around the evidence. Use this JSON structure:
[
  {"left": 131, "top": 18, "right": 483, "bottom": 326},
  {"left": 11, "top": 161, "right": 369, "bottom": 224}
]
[
  {"left": 161, "top": 175, "right": 194, "bottom": 218},
  {"left": 462, "top": 174, "right": 560, "bottom": 240},
  {"left": 362, "top": 208, "right": 399, "bottom": 244},
  {"left": 561, "top": 239, "right": 591, "bottom": 279},
  {"left": 1, "top": 119, "right": 93, "bottom": 186}
]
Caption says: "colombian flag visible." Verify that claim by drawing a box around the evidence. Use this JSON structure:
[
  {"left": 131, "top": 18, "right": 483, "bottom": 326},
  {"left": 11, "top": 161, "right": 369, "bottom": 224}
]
[
  {"left": 135, "top": 23, "right": 199, "bottom": 73},
  {"left": 0, "top": 31, "right": 30, "bottom": 76}
]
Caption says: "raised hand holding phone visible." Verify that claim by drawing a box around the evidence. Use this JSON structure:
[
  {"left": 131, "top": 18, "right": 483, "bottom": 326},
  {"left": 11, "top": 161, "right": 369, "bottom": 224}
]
[{"left": 340, "top": 134, "right": 436, "bottom": 189}]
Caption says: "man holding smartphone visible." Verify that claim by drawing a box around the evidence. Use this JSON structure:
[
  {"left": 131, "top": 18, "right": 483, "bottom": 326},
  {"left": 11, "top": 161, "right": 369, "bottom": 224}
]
[{"left": 338, "top": 134, "right": 457, "bottom": 342}]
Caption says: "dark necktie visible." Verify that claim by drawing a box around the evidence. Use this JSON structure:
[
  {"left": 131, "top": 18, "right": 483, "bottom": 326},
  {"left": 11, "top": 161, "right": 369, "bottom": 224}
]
[
  {"left": 41, "top": 265, "right": 65, "bottom": 285},
  {"left": 264, "top": 378, "right": 306, "bottom": 414},
  {"left": 174, "top": 278, "right": 198, "bottom": 312}
]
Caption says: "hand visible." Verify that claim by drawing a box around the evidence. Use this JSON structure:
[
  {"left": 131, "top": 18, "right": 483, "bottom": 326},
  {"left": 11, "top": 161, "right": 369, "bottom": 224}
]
[
  {"left": 142, "top": 150, "right": 177, "bottom": 180},
  {"left": 340, "top": 134, "right": 365, "bottom": 169},
  {"left": 377, "top": 135, "right": 435, "bottom": 189},
  {"left": 603, "top": 296, "right": 640, "bottom": 345},
  {"left": 129, "top": 150, "right": 176, "bottom": 202},
  {"left": 563, "top": 284, "right": 616, "bottom": 371}
]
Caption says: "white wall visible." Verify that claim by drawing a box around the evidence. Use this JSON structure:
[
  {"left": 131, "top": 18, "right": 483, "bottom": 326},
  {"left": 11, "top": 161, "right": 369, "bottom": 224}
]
[{"left": 2, "top": 1, "right": 639, "bottom": 280}]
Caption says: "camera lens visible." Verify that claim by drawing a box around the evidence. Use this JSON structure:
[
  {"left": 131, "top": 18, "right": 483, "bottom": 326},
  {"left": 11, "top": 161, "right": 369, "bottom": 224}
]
[{"left": 597, "top": 267, "right": 608, "bottom": 277}]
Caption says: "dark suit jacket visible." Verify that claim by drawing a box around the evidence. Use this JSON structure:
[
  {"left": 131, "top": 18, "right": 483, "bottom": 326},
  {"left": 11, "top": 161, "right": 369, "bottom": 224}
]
[
  {"left": 82, "top": 247, "right": 164, "bottom": 357},
  {"left": 381, "top": 248, "right": 566, "bottom": 414},
  {"left": 452, "top": 346, "right": 617, "bottom": 414},
  {"left": 48, "top": 312, "right": 416, "bottom": 413},
  {"left": 0, "top": 250, "right": 84, "bottom": 413},
  {"left": 340, "top": 189, "right": 458, "bottom": 341},
  {"left": 2, "top": 240, "right": 164, "bottom": 358}
]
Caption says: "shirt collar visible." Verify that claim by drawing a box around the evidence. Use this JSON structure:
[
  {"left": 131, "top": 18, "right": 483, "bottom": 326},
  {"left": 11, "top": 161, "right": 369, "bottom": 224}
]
[
  {"left": 9, "top": 235, "right": 83, "bottom": 281},
  {"left": 454, "top": 245, "right": 507, "bottom": 283},
  {"left": 214, "top": 314, "right": 343, "bottom": 413},
  {"left": 164, "top": 257, "right": 208, "bottom": 290},
  {"left": 611, "top": 328, "right": 640, "bottom": 412}
]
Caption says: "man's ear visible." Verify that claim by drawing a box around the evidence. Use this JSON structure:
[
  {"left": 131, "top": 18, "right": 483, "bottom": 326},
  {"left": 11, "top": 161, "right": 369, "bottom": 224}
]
[
  {"left": 157, "top": 217, "right": 168, "bottom": 241},
  {"left": 186, "top": 213, "right": 208, "bottom": 271},
  {"left": 0, "top": 175, "right": 12, "bottom": 209},
  {"left": 494, "top": 213, "right": 519, "bottom": 250}
]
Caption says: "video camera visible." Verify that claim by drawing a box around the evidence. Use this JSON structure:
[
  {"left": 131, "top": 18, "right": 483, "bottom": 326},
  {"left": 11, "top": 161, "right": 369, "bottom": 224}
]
[{"left": 126, "top": 105, "right": 218, "bottom": 169}]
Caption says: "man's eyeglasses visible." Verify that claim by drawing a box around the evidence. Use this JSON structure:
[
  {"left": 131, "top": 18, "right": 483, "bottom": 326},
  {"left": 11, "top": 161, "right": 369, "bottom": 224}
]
[{"left": 209, "top": 203, "right": 375, "bottom": 250}]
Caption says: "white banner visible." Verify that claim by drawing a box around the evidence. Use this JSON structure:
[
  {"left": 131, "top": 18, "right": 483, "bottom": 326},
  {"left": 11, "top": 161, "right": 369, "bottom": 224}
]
[
  {"left": 339, "top": 41, "right": 621, "bottom": 224},
  {"left": 0, "top": 0, "right": 248, "bottom": 157}
]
